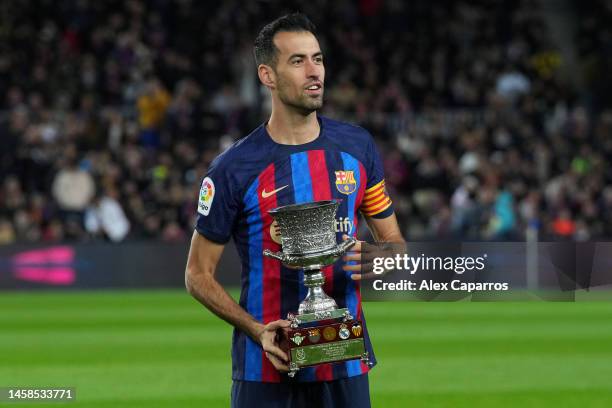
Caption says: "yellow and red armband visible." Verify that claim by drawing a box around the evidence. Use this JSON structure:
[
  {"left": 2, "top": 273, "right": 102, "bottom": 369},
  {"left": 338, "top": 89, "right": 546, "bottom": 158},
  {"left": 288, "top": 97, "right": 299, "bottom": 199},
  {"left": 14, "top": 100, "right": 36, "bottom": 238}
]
[{"left": 360, "top": 180, "right": 392, "bottom": 217}]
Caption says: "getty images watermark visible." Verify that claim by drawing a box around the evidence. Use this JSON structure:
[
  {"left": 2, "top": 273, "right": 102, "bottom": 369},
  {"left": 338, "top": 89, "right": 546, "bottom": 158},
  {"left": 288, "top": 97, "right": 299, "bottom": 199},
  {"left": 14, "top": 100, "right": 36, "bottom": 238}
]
[
  {"left": 370, "top": 251, "right": 509, "bottom": 292},
  {"left": 357, "top": 242, "right": 612, "bottom": 301}
]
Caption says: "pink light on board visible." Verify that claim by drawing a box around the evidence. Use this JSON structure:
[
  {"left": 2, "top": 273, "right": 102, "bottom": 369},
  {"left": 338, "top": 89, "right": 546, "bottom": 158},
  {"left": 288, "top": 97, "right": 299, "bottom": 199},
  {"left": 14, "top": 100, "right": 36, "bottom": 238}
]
[
  {"left": 13, "top": 267, "right": 75, "bottom": 285},
  {"left": 12, "top": 246, "right": 76, "bottom": 286}
]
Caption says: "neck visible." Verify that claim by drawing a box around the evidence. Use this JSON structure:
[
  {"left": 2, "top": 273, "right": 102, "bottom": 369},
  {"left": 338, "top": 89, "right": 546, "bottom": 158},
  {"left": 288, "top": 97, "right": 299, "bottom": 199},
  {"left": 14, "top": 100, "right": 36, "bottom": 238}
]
[{"left": 266, "top": 102, "right": 320, "bottom": 145}]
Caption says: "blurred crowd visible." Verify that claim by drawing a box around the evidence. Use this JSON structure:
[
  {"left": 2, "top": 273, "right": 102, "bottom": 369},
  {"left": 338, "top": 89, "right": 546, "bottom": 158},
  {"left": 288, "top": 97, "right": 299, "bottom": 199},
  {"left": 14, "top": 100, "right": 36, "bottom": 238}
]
[{"left": 0, "top": 0, "right": 609, "bottom": 244}]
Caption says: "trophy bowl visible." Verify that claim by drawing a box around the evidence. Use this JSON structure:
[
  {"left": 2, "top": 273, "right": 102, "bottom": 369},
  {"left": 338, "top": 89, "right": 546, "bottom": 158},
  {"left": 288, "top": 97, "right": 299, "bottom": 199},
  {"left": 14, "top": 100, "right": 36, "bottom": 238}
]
[{"left": 263, "top": 200, "right": 356, "bottom": 270}]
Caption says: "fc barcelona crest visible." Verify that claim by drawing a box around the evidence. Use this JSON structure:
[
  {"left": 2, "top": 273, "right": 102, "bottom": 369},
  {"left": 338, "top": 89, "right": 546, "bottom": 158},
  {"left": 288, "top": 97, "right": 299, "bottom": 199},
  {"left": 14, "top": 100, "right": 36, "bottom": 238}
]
[{"left": 335, "top": 170, "right": 357, "bottom": 195}]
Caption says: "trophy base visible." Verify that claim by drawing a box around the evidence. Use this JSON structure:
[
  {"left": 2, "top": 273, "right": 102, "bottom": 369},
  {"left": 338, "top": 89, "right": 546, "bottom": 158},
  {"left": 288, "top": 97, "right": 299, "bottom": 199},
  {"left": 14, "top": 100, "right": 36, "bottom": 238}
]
[{"left": 279, "top": 308, "right": 371, "bottom": 378}]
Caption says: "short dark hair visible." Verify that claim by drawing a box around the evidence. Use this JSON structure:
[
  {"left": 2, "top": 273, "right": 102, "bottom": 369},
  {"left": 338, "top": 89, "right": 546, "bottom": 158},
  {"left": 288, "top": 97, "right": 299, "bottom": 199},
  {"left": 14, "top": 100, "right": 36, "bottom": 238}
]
[{"left": 253, "top": 13, "right": 318, "bottom": 67}]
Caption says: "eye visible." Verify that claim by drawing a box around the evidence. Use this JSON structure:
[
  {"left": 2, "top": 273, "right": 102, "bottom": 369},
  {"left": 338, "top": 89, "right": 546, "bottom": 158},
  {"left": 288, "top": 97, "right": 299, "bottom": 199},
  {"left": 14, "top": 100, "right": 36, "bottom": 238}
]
[
  {"left": 314, "top": 56, "right": 323, "bottom": 64},
  {"left": 291, "top": 58, "right": 303, "bottom": 66}
]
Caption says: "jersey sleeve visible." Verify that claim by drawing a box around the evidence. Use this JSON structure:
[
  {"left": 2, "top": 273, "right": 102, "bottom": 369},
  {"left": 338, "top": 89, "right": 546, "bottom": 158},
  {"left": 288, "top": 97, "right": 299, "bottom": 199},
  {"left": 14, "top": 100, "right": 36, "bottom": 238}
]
[
  {"left": 360, "top": 136, "right": 394, "bottom": 219},
  {"left": 195, "top": 158, "right": 239, "bottom": 244}
]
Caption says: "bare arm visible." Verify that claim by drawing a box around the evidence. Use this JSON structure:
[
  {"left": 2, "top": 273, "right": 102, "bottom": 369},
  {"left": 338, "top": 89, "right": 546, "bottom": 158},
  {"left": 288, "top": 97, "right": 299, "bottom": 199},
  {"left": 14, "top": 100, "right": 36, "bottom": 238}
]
[
  {"left": 364, "top": 212, "right": 405, "bottom": 244},
  {"left": 185, "top": 230, "right": 289, "bottom": 370}
]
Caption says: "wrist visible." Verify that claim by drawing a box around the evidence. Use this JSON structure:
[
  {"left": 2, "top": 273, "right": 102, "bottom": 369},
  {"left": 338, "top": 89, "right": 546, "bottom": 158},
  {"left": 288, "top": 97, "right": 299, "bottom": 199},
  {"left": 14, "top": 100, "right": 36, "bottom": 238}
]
[{"left": 247, "top": 321, "right": 265, "bottom": 344}]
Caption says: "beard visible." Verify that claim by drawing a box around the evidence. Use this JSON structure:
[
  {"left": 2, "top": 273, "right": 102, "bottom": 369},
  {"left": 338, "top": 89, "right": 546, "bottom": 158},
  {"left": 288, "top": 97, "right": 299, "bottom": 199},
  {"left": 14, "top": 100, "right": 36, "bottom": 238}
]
[{"left": 276, "top": 77, "right": 323, "bottom": 115}]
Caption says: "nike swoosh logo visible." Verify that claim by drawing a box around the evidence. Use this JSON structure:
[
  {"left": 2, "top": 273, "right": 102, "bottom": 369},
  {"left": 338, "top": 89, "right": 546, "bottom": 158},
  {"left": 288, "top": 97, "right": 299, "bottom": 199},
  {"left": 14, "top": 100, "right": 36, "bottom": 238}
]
[{"left": 261, "top": 185, "right": 289, "bottom": 198}]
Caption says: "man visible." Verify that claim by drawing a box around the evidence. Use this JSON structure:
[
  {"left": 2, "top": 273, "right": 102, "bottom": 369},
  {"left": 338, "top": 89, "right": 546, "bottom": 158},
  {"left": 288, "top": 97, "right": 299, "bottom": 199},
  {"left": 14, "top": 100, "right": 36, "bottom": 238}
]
[{"left": 185, "top": 13, "right": 404, "bottom": 407}]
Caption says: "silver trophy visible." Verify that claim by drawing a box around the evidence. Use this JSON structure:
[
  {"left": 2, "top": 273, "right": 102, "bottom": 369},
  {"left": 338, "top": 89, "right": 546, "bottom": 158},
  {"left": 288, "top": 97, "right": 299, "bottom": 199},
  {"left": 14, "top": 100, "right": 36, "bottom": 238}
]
[
  {"left": 263, "top": 200, "right": 356, "bottom": 315},
  {"left": 263, "top": 200, "right": 369, "bottom": 376}
]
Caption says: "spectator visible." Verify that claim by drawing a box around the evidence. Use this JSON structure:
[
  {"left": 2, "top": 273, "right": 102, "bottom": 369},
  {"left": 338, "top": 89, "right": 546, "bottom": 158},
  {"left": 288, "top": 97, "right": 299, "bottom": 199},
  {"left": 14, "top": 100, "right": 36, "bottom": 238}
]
[
  {"left": 551, "top": 209, "right": 576, "bottom": 239},
  {"left": 496, "top": 66, "right": 531, "bottom": 102},
  {"left": 137, "top": 78, "right": 171, "bottom": 148},
  {"left": 85, "top": 188, "right": 131, "bottom": 242},
  {"left": 0, "top": 218, "right": 16, "bottom": 244},
  {"left": 51, "top": 153, "right": 95, "bottom": 224},
  {"left": 0, "top": 0, "right": 606, "bottom": 243}
]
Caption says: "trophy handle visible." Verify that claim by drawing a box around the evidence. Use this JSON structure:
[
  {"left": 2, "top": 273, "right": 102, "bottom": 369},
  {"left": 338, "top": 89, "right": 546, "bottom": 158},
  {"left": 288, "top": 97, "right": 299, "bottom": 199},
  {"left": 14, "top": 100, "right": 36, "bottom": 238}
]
[
  {"left": 263, "top": 249, "right": 285, "bottom": 262},
  {"left": 334, "top": 237, "right": 356, "bottom": 256}
]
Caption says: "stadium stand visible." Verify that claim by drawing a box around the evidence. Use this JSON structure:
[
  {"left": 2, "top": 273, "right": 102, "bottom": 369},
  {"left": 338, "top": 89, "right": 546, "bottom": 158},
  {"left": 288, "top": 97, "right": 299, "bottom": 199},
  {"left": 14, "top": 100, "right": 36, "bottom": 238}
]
[{"left": 0, "top": 0, "right": 608, "bottom": 243}]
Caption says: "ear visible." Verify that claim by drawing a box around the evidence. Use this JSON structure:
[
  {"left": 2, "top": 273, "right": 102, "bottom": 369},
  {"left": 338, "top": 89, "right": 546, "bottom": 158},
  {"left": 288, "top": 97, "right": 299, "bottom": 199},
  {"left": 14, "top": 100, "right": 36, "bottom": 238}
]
[{"left": 258, "top": 64, "right": 276, "bottom": 89}]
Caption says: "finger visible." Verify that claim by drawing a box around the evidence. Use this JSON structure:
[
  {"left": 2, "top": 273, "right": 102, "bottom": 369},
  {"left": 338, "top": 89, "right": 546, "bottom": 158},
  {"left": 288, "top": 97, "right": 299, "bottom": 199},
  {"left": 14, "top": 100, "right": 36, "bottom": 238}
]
[
  {"left": 343, "top": 253, "right": 361, "bottom": 262},
  {"left": 344, "top": 249, "right": 362, "bottom": 256},
  {"left": 359, "top": 251, "right": 380, "bottom": 263},
  {"left": 342, "top": 260, "right": 373, "bottom": 269},
  {"left": 265, "top": 319, "right": 291, "bottom": 330},
  {"left": 344, "top": 251, "right": 376, "bottom": 265},
  {"left": 345, "top": 250, "right": 383, "bottom": 264},
  {"left": 265, "top": 352, "right": 289, "bottom": 372},
  {"left": 342, "top": 263, "right": 362, "bottom": 272},
  {"left": 262, "top": 343, "right": 289, "bottom": 362},
  {"left": 350, "top": 271, "right": 381, "bottom": 281},
  {"left": 343, "top": 261, "right": 373, "bottom": 271}
]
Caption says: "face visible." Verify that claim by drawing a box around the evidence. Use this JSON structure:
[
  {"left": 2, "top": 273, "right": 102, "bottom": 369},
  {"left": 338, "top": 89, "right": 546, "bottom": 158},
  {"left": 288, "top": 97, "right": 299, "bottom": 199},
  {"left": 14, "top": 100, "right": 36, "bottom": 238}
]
[{"left": 269, "top": 31, "right": 325, "bottom": 114}]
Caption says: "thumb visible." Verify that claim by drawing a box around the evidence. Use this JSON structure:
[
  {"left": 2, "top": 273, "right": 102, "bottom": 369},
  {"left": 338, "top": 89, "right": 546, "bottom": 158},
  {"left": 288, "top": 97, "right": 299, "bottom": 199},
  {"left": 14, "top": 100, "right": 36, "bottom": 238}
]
[{"left": 265, "top": 319, "right": 291, "bottom": 331}]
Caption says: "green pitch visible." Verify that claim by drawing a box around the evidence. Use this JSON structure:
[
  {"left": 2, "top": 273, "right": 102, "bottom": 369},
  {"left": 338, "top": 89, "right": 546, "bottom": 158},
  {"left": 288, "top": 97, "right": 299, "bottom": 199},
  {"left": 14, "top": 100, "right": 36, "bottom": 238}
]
[{"left": 1, "top": 290, "right": 612, "bottom": 407}]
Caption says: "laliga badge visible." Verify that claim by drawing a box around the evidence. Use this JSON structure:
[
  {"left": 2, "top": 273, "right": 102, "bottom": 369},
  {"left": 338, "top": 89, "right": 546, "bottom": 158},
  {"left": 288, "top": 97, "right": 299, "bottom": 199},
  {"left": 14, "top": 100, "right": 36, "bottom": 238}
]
[
  {"left": 291, "top": 333, "right": 305, "bottom": 346},
  {"left": 296, "top": 348, "right": 306, "bottom": 362},
  {"left": 339, "top": 324, "right": 350, "bottom": 340},
  {"left": 197, "top": 177, "right": 215, "bottom": 216}
]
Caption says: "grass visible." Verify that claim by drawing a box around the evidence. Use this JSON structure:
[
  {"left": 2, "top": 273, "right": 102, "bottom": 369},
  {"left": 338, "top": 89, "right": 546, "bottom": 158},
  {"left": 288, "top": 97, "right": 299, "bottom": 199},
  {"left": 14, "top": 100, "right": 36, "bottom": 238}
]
[{"left": 1, "top": 290, "right": 611, "bottom": 407}]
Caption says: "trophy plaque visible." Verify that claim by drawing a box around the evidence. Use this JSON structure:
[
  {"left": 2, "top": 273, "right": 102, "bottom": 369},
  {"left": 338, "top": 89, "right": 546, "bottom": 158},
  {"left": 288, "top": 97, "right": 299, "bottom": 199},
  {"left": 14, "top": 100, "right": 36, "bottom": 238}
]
[{"left": 263, "top": 200, "right": 370, "bottom": 377}]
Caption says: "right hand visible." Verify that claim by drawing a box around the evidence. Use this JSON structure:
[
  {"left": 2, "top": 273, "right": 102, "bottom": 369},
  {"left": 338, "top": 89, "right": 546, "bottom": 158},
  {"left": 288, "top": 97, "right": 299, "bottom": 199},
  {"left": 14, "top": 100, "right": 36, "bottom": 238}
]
[{"left": 258, "top": 319, "right": 291, "bottom": 372}]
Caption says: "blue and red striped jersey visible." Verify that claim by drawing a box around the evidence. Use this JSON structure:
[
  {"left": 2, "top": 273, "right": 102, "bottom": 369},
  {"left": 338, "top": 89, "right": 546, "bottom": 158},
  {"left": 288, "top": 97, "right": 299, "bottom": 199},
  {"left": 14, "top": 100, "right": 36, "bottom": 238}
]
[{"left": 195, "top": 115, "right": 393, "bottom": 383}]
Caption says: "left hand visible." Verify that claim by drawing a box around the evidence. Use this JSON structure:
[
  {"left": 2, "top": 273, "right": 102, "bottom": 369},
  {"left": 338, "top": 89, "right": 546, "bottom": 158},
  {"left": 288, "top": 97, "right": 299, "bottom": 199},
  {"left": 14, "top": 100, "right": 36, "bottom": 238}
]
[
  {"left": 342, "top": 235, "right": 405, "bottom": 280},
  {"left": 258, "top": 319, "right": 291, "bottom": 372},
  {"left": 341, "top": 234, "right": 375, "bottom": 281}
]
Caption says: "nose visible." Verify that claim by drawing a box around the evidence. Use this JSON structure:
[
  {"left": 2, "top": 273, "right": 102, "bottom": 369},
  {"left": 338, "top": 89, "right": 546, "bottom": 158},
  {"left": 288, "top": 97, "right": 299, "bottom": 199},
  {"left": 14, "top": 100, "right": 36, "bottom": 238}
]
[{"left": 305, "top": 58, "right": 322, "bottom": 79}]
